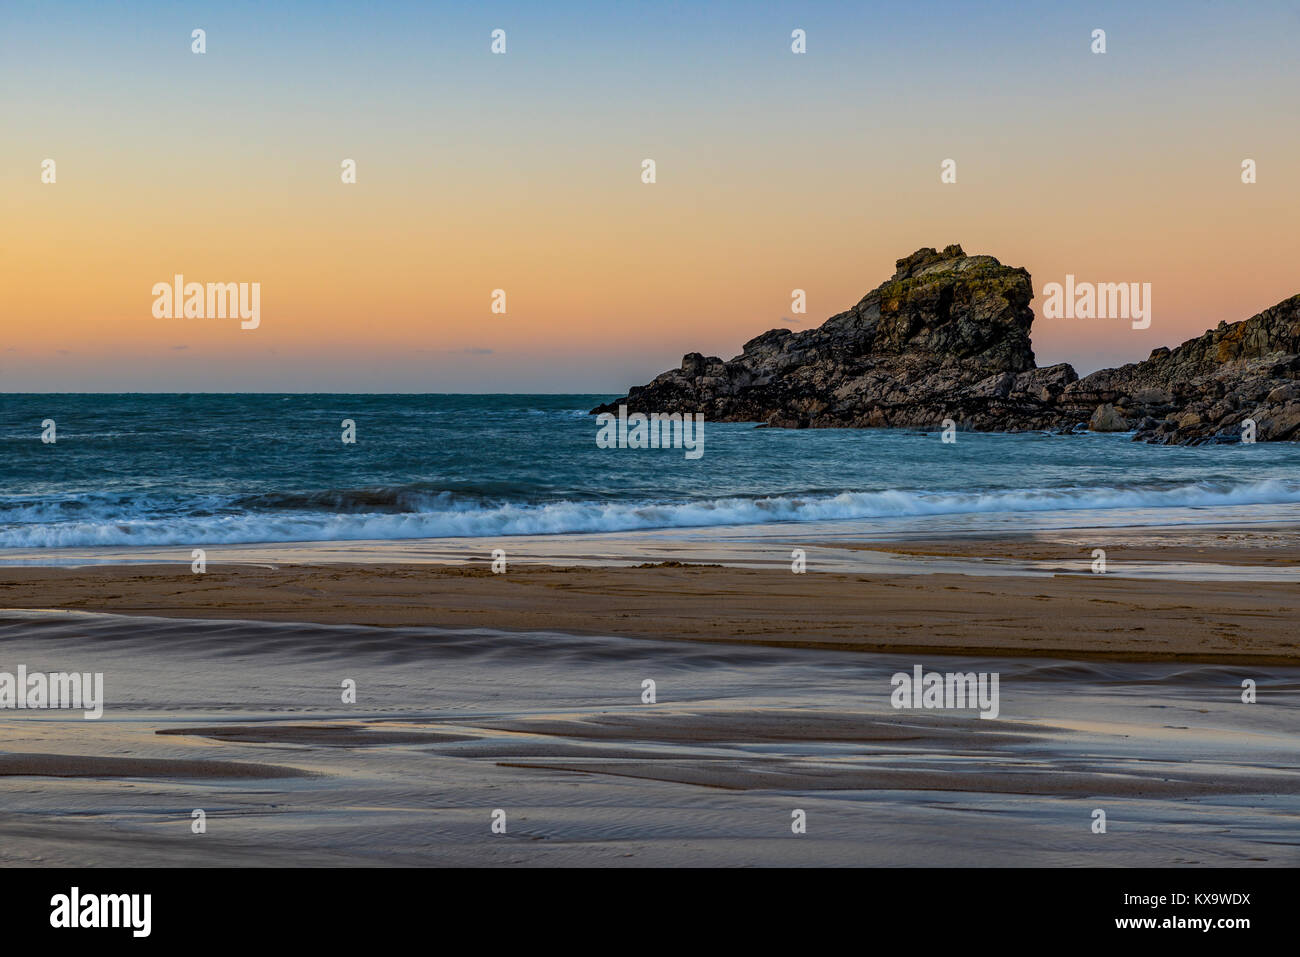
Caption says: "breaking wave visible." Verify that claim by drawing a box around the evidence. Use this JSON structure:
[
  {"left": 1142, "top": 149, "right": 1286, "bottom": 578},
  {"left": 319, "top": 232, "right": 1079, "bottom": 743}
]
[{"left": 3, "top": 479, "right": 1300, "bottom": 548}]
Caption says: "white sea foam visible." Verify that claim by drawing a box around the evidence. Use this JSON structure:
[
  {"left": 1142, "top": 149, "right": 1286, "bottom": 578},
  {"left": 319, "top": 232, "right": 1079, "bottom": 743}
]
[{"left": 3, "top": 480, "right": 1300, "bottom": 548}]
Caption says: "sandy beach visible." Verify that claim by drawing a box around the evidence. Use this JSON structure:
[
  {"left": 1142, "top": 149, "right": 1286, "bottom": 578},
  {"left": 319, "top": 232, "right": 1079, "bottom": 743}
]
[
  {"left": 2, "top": 523, "right": 1297, "bottom": 664},
  {"left": 1, "top": 606, "right": 1297, "bottom": 867},
  {"left": 1, "top": 521, "right": 1297, "bottom": 867}
]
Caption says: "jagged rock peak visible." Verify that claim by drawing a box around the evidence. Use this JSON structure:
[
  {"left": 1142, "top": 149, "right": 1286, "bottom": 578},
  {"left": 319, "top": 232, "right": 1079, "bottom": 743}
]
[
  {"left": 593, "top": 245, "right": 1300, "bottom": 444},
  {"left": 891, "top": 244, "right": 968, "bottom": 279}
]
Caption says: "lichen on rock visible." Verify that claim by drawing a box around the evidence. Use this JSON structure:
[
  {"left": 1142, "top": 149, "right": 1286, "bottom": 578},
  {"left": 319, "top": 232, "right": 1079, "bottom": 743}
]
[{"left": 593, "top": 246, "right": 1300, "bottom": 444}]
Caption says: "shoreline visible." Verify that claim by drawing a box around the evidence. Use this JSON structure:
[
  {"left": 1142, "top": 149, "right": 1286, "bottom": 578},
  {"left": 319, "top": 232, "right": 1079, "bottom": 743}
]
[
  {"left": 2, "top": 513, "right": 1299, "bottom": 567},
  {"left": 2, "top": 549, "right": 1296, "bottom": 665}
]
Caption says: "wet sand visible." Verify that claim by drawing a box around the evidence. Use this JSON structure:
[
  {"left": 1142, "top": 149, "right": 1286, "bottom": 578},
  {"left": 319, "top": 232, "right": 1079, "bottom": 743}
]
[
  {"left": 1, "top": 523, "right": 1297, "bottom": 866},
  {"left": 0, "top": 558, "right": 1296, "bottom": 664},
  {"left": 0, "top": 610, "right": 1296, "bottom": 867},
  {"left": 843, "top": 524, "right": 1300, "bottom": 567},
  {"left": 3, "top": 515, "right": 1300, "bottom": 579}
]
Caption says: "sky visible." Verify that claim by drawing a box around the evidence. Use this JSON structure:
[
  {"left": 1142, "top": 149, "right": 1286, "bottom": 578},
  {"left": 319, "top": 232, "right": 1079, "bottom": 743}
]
[{"left": 3, "top": 0, "right": 1298, "bottom": 392}]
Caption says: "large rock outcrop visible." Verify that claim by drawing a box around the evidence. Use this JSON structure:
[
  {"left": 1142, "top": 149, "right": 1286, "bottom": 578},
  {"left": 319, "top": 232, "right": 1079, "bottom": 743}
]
[
  {"left": 593, "top": 245, "right": 1300, "bottom": 444},
  {"left": 1055, "top": 298, "right": 1300, "bottom": 443}
]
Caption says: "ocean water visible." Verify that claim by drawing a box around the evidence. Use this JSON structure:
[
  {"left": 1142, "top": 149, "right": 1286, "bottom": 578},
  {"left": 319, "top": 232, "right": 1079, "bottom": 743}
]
[{"left": 1, "top": 393, "right": 1299, "bottom": 549}]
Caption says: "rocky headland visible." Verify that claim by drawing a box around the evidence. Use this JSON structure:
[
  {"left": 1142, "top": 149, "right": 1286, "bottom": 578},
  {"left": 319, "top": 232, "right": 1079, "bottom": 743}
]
[{"left": 593, "top": 245, "right": 1300, "bottom": 444}]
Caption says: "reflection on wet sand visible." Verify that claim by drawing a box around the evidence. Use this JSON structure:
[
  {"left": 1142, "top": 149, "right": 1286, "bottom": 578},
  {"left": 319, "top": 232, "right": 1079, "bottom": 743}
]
[{"left": 1, "top": 611, "right": 1295, "bottom": 866}]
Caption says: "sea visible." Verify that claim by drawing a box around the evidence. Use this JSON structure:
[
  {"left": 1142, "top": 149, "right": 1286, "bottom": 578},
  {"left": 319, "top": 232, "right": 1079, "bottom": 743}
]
[{"left": 1, "top": 393, "right": 1298, "bottom": 550}]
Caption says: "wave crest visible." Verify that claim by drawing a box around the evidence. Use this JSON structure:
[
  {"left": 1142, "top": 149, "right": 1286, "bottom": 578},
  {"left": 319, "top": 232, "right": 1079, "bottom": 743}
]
[{"left": 3, "top": 479, "right": 1300, "bottom": 548}]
